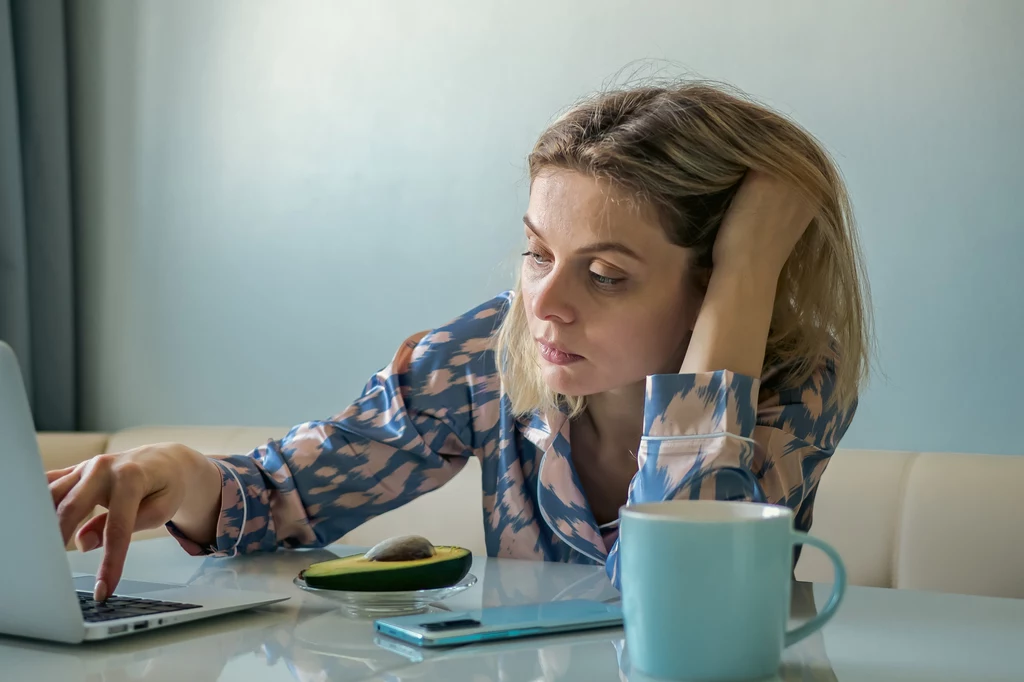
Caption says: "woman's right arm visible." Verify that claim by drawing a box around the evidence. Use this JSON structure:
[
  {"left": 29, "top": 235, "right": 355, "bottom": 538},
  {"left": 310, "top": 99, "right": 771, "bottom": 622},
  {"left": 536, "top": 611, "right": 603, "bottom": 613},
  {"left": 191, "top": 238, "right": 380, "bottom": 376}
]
[{"left": 48, "top": 294, "right": 510, "bottom": 600}]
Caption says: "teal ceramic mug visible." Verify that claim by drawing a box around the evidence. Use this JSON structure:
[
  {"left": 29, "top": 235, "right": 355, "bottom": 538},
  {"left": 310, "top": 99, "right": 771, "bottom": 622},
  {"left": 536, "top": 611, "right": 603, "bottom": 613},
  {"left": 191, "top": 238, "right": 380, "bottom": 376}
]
[{"left": 619, "top": 500, "right": 846, "bottom": 681}]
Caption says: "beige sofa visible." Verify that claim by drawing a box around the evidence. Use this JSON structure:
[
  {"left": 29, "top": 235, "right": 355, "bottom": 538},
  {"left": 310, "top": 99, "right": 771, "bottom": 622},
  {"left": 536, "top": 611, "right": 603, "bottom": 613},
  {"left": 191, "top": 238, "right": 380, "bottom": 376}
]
[{"left": 38, "top": 427, "right": 1024, "bottom": 600}]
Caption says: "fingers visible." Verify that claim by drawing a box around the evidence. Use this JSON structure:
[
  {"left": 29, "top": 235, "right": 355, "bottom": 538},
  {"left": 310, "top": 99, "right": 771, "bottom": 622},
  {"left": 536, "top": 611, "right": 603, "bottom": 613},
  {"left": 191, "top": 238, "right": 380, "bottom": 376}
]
[
  {"left": 46, "top": 465, "right": 78, "bottom": 483},
  {"left": 75, "top": 489, "right": 178, "bottom": 551},
  {"left": 74, "top": 512, "right": 107, "bottom": 552},
  {"left": 50, "top": 446, "right": 190, "bottom": 600},
  {"left": 54, "top": 457, "right": 114, "bottom": 546},
  {"left": 49, "top": 467, "right": 82, "bottom": 509},
  {"left": 94, "top": 463, "right": 147, "bottom": 601}
]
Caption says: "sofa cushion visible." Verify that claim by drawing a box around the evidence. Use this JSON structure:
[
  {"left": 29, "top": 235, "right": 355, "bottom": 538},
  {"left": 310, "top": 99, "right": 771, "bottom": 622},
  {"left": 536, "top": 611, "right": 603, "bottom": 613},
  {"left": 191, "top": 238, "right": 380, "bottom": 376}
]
[
  {"left": 895, "top": 451, "right": 1024, "bottom": 598},
  {"left": 794, "top": 449, "right": 917, "bottom": 588}
]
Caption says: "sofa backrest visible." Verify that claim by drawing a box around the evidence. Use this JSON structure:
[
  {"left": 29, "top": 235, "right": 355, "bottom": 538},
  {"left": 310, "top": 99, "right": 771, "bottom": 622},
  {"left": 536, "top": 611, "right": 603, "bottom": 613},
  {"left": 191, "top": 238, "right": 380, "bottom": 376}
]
[{"left": 795, "top": 448, "right": 1024, "bottom": 599}]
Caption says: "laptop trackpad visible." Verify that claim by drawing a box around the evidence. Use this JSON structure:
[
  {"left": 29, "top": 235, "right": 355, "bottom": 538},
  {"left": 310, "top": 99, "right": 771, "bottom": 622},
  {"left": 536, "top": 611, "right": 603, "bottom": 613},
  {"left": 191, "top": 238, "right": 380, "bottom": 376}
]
[{"left": 72, "top": 575, "right": 182, "bottom": 594}]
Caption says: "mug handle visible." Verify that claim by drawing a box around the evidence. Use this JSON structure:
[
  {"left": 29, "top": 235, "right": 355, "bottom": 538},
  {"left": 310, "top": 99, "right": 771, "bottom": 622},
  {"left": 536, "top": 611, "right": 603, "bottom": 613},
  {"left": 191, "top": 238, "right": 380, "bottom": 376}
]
[{"left": 784, "top": 532, "right": 847, "bottom": 648}]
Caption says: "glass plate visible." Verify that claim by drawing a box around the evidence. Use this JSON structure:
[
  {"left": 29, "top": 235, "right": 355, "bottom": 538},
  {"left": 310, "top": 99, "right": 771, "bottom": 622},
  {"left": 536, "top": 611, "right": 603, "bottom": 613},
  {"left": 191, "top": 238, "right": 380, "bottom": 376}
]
[{"left": 293, "top": 573, "right": 477, "bottom": 618}]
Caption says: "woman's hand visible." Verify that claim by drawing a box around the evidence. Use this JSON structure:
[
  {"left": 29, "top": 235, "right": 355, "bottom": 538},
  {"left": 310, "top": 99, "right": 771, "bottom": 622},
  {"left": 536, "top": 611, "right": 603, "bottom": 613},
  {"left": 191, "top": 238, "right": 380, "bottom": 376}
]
[
  {"left": 46, "top": 444, "right": 224, "bottom": 600},
  {"left": 680, "top": 171, "right": 816, "bottom": 379},
  {"left": 712, "top": 170, "right": 816, "bottom": 280}
]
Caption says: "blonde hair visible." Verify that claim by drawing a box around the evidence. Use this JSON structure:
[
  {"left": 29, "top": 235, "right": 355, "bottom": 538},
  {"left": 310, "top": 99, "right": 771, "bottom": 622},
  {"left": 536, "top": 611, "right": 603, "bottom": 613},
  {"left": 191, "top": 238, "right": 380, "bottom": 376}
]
[{"left": 495, "top": 81, "right": 872, "bottom": 417}]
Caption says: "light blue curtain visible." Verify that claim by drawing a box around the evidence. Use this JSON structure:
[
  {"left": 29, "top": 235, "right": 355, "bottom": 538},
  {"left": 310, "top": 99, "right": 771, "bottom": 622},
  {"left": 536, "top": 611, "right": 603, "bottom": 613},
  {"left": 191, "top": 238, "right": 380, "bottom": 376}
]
[{"left": 0, "top": 0, "right": 77, "bottom": 430}]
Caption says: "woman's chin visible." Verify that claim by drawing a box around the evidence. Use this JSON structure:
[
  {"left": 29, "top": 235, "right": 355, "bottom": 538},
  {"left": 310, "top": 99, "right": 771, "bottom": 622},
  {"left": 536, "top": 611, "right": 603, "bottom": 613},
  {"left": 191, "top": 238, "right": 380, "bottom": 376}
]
[{"left": 540, "top": 364, "right": 595, "bottom": 397}]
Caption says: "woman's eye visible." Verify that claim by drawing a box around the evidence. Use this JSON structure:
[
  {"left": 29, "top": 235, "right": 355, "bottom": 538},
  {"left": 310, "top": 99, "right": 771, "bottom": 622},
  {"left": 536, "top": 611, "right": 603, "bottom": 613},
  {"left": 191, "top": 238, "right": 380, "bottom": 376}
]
[
  {"left": 590, "top": 271, "right": 624, "bottom": 287},
  {"left": 521, "top": 251, "right": 549, "bottom": 265}
]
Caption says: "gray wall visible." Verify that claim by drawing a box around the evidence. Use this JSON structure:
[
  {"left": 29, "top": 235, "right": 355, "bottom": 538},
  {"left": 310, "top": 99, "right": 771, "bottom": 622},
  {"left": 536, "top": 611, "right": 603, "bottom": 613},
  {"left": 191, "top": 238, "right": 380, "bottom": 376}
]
[{"left": 70, "top": 0, "right": 1024, "bottom": 455}]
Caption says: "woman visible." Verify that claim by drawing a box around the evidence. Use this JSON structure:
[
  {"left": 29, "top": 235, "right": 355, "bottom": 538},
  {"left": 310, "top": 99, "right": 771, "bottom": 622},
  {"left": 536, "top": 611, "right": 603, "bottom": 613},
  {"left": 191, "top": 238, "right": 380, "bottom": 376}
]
[{"left": 48, "top": 81, "right": 871, "bottom": 601}]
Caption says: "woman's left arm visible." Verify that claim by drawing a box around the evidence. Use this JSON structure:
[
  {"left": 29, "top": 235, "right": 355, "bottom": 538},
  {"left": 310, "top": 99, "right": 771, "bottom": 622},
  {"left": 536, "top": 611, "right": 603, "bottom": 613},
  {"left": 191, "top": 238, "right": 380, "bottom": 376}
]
[
  {"left": 640, "top": 169, "right": 845, "bottom": 506},
  {"left": 605, "top": 172, "right": 853, "bottom": 585}
]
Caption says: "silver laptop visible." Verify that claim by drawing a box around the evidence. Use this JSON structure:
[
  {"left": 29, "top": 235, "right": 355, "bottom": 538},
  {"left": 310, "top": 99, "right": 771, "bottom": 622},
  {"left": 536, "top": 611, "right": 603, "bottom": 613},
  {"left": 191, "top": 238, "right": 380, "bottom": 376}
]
[{"left": 0, "top": 341, "right": 289, "bottom": 643}]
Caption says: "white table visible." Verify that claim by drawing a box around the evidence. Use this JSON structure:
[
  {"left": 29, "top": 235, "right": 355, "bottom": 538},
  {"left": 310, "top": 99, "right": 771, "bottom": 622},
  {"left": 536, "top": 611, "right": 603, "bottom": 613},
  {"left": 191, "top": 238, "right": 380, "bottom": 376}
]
[{"left": 0, "top": 538, "right": 1022, "bottom": 681}]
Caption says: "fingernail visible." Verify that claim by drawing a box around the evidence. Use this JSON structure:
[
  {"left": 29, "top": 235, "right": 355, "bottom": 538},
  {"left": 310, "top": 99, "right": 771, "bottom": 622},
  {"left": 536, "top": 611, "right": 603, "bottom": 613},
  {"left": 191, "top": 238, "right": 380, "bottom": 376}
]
[
  {"left": 78, "top": 532, "right": 99, "bottom": 552},
  {"left": 94, "top": 579, "right": 108, "bottom": 602}
]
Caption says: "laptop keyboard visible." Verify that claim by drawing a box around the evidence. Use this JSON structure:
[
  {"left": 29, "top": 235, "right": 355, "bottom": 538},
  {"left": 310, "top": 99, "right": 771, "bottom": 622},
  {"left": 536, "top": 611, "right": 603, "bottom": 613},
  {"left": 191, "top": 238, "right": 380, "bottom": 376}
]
[{"left": 77, "top": 591, "right": 202, "bottom": 623}]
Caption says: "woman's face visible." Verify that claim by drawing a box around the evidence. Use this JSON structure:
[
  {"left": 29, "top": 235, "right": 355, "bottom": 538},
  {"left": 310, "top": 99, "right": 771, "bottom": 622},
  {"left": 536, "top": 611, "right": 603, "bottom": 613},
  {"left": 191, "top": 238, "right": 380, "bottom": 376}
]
[{"left": 521, "top": 169, "right": 703, "bottom": 398}]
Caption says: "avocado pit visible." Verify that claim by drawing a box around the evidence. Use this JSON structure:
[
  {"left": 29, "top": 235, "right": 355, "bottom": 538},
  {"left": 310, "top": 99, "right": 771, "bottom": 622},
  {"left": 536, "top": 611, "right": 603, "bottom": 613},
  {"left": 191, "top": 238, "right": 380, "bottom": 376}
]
[{"left": 364, "top": 534, "right": 436, "bottom": 562}]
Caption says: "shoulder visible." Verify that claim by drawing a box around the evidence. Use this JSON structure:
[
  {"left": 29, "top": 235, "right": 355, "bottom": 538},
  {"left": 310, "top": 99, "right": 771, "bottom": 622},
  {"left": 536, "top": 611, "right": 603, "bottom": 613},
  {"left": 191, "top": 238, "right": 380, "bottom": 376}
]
[
  {"left": 380, "top": 293, "right": 513, "bottom": 439},
  {"left": 403, "top": 292, "right": 513, "bottom": 363},
  {"left": 386, "top": 292, "right": 513, "bottom": 387}
]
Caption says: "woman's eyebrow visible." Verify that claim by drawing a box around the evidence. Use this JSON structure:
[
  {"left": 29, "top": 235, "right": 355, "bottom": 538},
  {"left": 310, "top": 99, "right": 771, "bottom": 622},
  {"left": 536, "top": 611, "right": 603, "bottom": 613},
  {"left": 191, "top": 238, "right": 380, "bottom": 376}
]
[{"left": 523, "top": 215, "right": 645, "bottom": 263}]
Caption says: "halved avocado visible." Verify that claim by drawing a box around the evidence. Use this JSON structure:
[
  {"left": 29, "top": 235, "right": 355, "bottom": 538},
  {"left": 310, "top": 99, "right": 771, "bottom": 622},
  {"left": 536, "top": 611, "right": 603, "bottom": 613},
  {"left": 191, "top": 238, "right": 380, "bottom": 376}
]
[{"left": 302, "top": 546, "right": 472, "bottom": 592}]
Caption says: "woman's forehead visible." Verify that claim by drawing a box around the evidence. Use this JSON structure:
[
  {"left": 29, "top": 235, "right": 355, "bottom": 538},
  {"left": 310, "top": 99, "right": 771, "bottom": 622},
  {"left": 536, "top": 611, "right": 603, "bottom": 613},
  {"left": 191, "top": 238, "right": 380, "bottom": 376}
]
[{"left": 527, "top": 170, "right": 671, "bottom": 251}]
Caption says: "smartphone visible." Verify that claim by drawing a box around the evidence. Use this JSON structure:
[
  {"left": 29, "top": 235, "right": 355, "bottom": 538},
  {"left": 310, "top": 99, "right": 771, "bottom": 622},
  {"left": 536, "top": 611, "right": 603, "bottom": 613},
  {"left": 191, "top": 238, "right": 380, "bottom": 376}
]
[{"left": 374, "top": 599, "right": 623, "bottom": 648}]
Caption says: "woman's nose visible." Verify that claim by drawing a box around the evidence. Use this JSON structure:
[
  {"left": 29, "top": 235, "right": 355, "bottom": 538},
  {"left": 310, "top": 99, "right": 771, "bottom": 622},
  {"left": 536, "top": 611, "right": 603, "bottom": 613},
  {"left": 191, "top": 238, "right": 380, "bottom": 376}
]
[{"left": 531, "top": 268, "right": 576, "bottom": 324}]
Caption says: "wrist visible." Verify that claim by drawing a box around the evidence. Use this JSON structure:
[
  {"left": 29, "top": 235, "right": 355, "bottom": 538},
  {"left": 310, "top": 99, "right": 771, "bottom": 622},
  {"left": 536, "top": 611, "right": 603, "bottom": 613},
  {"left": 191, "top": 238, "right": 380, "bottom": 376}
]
[
  {"left": 706, "top": 262, "right": 781, "bottom": 312},
  {"left": 681, "top": 258, "right": 779, "bottom": 379},
  {"left": 712, "top": 256, "right": 784, "bottom": 289},
  {"left": 171, "top": 447, "right": 223, "bottom": 545},
  {"left": 187, "top": 450, "right": 223, "bottom": 507}
]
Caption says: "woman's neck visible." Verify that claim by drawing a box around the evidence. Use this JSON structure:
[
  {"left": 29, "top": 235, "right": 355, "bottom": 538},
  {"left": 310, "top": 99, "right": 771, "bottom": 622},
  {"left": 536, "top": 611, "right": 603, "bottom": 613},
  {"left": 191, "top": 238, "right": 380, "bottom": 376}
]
[
  {"left": 580, "top": 381, "right": 646, "bottom": 456},
  {"left": 570, "top": 382, "right": 647, "bottom": 526}
]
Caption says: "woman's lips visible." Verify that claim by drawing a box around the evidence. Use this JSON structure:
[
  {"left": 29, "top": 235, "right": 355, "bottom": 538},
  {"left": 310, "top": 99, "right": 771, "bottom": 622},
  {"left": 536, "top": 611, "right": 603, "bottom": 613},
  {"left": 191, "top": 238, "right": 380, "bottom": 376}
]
[{"left": 537, "top": 340, "right": 584, "bottom": 366}]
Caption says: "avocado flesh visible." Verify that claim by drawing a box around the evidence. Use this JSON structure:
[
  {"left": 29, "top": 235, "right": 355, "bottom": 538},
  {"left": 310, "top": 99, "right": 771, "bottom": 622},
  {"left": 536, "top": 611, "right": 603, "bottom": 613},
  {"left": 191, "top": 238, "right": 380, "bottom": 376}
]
[{"left": 302, "top": 546, "right": 472, "bottom": 591}]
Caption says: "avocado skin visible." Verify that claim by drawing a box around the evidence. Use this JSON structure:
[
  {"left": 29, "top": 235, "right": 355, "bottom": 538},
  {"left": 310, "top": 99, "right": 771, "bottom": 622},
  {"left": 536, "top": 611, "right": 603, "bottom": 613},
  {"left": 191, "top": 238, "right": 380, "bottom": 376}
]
[{"left": 302, "top": 546, "right": 472, "bottom": 591}]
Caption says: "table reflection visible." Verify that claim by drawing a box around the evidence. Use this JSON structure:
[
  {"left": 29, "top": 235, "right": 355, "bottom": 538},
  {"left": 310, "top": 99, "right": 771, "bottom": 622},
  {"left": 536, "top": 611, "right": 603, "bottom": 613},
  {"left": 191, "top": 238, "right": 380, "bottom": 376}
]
[{"left": 0, "top": 547, "right": 838, "bottom": 682}]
